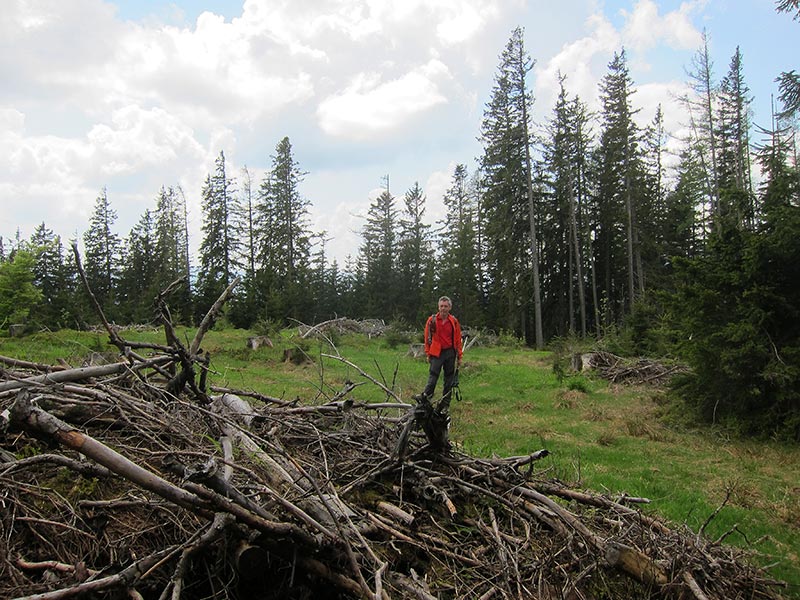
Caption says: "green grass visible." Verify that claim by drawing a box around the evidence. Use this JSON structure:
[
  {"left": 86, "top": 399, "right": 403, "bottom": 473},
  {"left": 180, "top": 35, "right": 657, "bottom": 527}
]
[{"left": 2, "top": 327, "right": 799, "bottom": 596}]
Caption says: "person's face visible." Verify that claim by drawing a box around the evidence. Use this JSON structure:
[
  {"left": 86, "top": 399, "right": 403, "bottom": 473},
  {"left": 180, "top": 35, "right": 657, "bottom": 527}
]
[{"left": 438, "top": 300, "right": 451, "bottom": 318}]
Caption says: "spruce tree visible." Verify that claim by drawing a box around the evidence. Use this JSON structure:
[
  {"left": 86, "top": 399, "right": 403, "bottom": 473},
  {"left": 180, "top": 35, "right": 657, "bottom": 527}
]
[
  {"left": 256, "top": 137, "right": 313, "bottom": 322},
  {"left": 776, "top": 1, "right": 800, "bottom": 117},
  {"left": 593, "top": 49, "right": 646, "bottom": 323},
  {"left": 437, "top": 164, "right": 482, "bottom": 327},
  {"left": 0, "top": 248, "right": 41, "bottom": 328},
  {"left": 397, "top": 181, "right": 433, "bottom": 323},
  {"left": 682, "top": 30, "right": 722, "bottom": 237},
  {"left": 28, "top": 223, "right": 75, "bottom": 328},
  {"left": 155, "top": 186, "right": 192, "bottom": 321},
  {"left": 82, "top": 187, "right": 121, "bottom": 320},
  {"left": 542, "top": 76, "right": 593, "bottom": 337},
  {"left": 196, "top": 151, "right": 238, "bottom": 320},
  {"left": 119, "top": 209, "right": 157, "bottom": 322},
  {"left": 359, "top": 186, "right": 399, "bottom": 319},
  {"left": 662, "top": 146, "right": 704, "bottom": 263},
  {"left": 479, "top": 27, "right": 542, "bottom": 344},
  {"left": 228, "top": 166, "right": 261, "bottom": 328},
  {"left": 717, "top": 47, "right": 756, "bottom": 230}
]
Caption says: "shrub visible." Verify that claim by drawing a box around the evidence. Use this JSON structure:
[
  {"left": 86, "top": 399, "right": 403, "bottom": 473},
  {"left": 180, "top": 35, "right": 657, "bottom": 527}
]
[{"left": 666, "top": 212, "right": 800, "bottom": 441}]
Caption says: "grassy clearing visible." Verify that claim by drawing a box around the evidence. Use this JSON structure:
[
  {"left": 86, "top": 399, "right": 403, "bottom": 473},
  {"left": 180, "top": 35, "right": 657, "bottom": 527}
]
[{"left": 3, "top": 327, "right": 799, "bottom": 596}]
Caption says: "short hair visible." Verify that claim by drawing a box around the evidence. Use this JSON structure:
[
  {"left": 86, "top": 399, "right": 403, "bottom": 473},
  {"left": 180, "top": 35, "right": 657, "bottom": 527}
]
[{"left": 438, "top": 296, "right": 452, "bottom": 305}]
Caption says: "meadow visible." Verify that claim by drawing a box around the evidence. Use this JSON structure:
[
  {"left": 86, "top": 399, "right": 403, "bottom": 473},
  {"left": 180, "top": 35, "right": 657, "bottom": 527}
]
[{"left": 3, "top": 326, "right": 799, "bottom": 597}]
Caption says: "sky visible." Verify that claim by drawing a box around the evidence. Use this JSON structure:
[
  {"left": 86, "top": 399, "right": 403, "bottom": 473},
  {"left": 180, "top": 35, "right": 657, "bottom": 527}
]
[{"left": 2, "top": 0, "right": 798, "bottom": 265}]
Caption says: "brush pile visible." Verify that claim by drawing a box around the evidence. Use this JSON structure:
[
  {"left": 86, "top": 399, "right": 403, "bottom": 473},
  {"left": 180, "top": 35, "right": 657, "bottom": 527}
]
[
  {"left": 579, "top": 351, "right": 690, "bottom": 386},
  {"left": 0, "top": 270, "right": 787, "bottom": 599}
]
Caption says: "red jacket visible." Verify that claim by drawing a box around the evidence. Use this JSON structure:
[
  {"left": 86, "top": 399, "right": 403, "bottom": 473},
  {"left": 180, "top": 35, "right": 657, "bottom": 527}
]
[{"left": 424, "top": 313, "right": 463, "bottom": 359}]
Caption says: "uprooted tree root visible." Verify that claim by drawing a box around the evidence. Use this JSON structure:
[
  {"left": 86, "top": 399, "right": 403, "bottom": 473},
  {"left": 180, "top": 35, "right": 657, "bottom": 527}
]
[{"left": 0, "top": 263, "right": 788, "bottom": 599}]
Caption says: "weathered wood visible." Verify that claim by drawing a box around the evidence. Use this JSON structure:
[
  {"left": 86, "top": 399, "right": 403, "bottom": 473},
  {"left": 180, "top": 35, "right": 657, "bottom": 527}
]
[
  {"left": 9, "top": 323, "right": 26, "bottom": 337},
  {"left": 683, "top": 570, "right": 711, "bottom": 600},
  {"left": 407, "top": 343, "right": 425, "bottom": 358},
  {"left": 190, "top": 277, "right": 240, "bottom": 357},
  {"left": 377, "top": 501, "right": 415, "bottom": 526},
  {"left": 300, "top": 317, "right": 349, "bottom": 339},
  {"left": 211, "top": 393, "right": 255, "bottom": 428},
  {"left": 0, "top": 453, "right": 111, "bottom": 478},
  {"left": 11, "top": 547, "right": 174, "bottom": 600},
  {"left": 604, "top": 541, "right": 669, "bottom": 587},
  {"left": 9, "top": 393, "right": 210, "bottom": 515},
  {"left": 321, "top": 353, "right": 401, "bottom": 402},
  {"left": 234, "top": 542, "right": 268, "bottom": 583},
  {"left": 246, "top": 335, "right": 273, "bottom": 350},
  {"left": 15, "top": 559, "right": 99, "bottom": 580},
  {"left": 0, "top": 356, "right": 173, "bottom": 393},
  {"left": 0, "top": 355, "right": 67, "bottom": 372}
]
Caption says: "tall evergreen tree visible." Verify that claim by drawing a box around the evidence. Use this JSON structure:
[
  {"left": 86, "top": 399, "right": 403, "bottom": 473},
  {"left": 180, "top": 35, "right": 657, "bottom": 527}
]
[
  {"left": 661, "top": 146, "right": 704, "bottom": 264},
  {"left": 541, "top": 76, "right": 592, "bottom": 337},
  {"left": 239, "top": 166, "right": 258, "bottom": 284},
  {"left": 308, "top": 231, "right": 340, "bottom": 321},
  {"left": 155, "top": 186, "right": 192, "bottom": 321},
  {"left": 755, "top": 101, "right": 800, "bottom": 215},
  {"left": 196, "top": 151, "right": 238, "bottom": 320},
  {"left": 119, "top": 209, "right": 157, "bottom": 322},
  {"left": 256, "top": 137, "right": 313, "bottom": 322},
  {"left": 359, "top": 186, "right": 399, "bottom": 319},
  {"left": 82, "top": 187, "right": 121, "bottom": 319},
  {"left": 776, "top": 0, "right": 800, "bottom": 118},
  {"left": 638, "top": 105, "right": 675, "bottom": 289},
  {"left": 479, "top": 27, "right": 542, "bottom": 345},
  {"left": 28, "top": 223, "right": 76, "bottom": 328},
  {"left": 397, "top": 181, "right": 433, "bottom": 323},
  {"left": 717, "top": 47, "right": 756, "bottom": 229},
  {"left": 229, "top": 166, "right": 261, "bottom": 328},
  {"left": 436, "top": 164, "right": 482, "bottom": 326},
  {"left": 593, "top": 49, "right": 646, "bottom": 323},
  {"left": 682, "top": 30, "right": 722, "bottom": 237}
]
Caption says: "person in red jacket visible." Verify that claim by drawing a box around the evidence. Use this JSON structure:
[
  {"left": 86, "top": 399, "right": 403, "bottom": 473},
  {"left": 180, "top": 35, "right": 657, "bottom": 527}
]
[{"left": 413, "top": 296, "right": 463, "bottom": 415}]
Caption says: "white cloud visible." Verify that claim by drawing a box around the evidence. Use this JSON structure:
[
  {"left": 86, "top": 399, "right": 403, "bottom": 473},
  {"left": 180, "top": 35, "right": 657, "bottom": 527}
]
[
  {"left": 317, "top": 60, "right": 451, "bottom": 139},
  {"left": 0, "top": 108, "right": 25, "bottom": 136},
  {"left": 534, "top": 13, "right": 620, "bottom": 113},
  {"left": 87, "top": 105, "right": 205, "bottom": 175},
  {"left": 104, "top": 15, "right": 318, "bottom": 127},
  {"left": 432, "top": 1, "right": 503, "bottom": 45},
  {"left": 621, "top": 0, "right": 703, "bottom": 52},
  {"left": 534, "top": 1, "right": 704, "bottom": 119},
  {"left": 424, "top": 164, "right": 455, "bottom": 225}
]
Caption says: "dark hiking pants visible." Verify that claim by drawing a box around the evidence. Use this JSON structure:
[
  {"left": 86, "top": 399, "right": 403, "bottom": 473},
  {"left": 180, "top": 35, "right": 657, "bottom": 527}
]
[{"left": 423, "top": 347, "right": 456, "bottom": 411}]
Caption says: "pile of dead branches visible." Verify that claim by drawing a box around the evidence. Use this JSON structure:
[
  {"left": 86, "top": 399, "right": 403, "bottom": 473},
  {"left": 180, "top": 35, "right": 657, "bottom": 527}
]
[
  {"left": 0, "top": 341, "right": 785, "bottom": 600},
  {"left": 582, "top": 351, "right": 690, "bottom": 386},
  {"left": 299, "top": 318, "right": 389, "bottom": 340},
  {"left": 0, "top": 254, "right": 786, "bottom": 599}
]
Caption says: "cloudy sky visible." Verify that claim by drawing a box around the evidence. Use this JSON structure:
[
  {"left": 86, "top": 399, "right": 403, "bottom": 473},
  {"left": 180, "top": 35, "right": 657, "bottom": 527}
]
[{"left": 2, "top": 0, "right": 797, "bottom": 264}]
